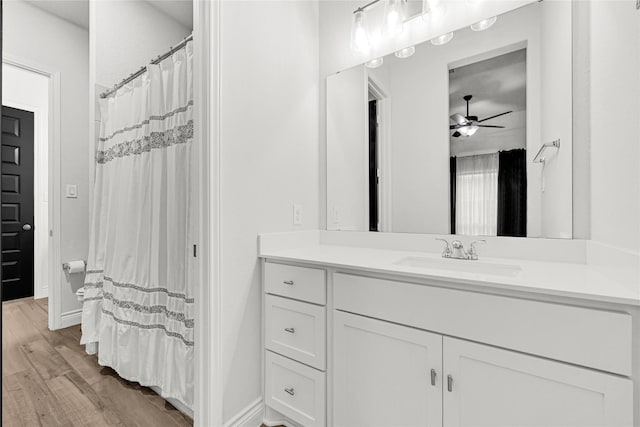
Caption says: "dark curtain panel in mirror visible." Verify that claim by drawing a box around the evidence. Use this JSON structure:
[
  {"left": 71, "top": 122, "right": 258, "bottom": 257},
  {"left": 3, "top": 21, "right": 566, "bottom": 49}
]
[
  {"left": 497, "top": 149, "right": 527, "bottom": 237},
  {"left": 450, "top": 156, "right": 456, "bottom": 234},
  {"left": 368, "top": 100, "right": 379, "bottom": 232}
]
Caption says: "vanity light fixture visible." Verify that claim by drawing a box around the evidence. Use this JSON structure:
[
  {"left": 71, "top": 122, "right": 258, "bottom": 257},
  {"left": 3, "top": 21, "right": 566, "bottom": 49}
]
[
  {"left": 395, "top": 46, "right": 416, "bottom": 58},
  {"left": 351, "top": 0, "right": 410, "bottom": 52},
  {"left": 431, "top": 31, "right": 454, "bottom": 45},
  {"left": 470, "top": 16, "right": 497, "bottom": 31},
  {"left": 383, "top": 0, "right": 404, "bottom": 37},
  {"left": 365, "top": 57, "right": 385, "bottom": 68},
  {"left": 351, "top": 9, "right": 371, "bottom": 53}
]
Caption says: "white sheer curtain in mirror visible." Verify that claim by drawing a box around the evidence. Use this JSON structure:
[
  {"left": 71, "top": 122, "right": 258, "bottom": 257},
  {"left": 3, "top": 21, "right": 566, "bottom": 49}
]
[{"left": 455, "top": 153, "right": 498, "bottom": 236}]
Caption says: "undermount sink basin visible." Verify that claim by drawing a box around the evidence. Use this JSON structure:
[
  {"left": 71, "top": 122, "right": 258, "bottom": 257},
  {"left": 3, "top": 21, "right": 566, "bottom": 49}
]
[{"left": 393, "top": 256, "right": 522, "bottom": 278}]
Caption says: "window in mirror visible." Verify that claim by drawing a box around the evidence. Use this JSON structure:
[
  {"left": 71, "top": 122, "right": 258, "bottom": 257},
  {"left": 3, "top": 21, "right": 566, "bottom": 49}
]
[{"left": 449, "top": 48, "right": 527, "bottom": 237}]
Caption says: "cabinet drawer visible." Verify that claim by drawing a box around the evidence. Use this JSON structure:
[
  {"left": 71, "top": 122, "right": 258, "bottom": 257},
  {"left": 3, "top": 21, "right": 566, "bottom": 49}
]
[
  {"left": 265, "top": 295, "right": 326, "bottom": 370},
  {"left": 334, "top": 273, "right": 633, "bottom": 376},
  {"left": 265, "top": 262, "right": 326, "bottom": 305},
  {"left": 265, "top": 351, "right": 326, "bottom": 427}
]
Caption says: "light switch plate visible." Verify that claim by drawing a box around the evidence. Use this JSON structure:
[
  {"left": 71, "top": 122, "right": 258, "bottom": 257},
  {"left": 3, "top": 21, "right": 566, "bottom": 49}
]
[
  {"left": 293, "top": 204, "right": 303, "bottom": 225},
  {"left": 65, "top": 184, "right": 78, "bottom": 198}
]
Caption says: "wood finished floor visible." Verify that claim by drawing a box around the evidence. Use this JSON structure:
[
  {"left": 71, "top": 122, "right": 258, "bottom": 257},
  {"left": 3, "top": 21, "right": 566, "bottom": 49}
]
[{"left": 2, "top": 297, "right": 193, "bottom": 427}]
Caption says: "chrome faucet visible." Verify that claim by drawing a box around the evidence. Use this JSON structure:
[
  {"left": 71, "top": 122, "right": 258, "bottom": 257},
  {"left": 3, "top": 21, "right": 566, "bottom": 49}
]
[
  {"left": 436, "top": 238, "right": 486, "bottom": 260},
  {"left": 435, "top": 238, "right": 452, "bottom": 258},
  {"left": 468, "top": 240, "right": 486, "bottom": 260}
]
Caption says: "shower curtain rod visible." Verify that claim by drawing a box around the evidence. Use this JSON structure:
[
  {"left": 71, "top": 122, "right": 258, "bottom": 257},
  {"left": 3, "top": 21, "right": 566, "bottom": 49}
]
[{"left": 99, "top": 33, "right": 193, "bottom": 99}]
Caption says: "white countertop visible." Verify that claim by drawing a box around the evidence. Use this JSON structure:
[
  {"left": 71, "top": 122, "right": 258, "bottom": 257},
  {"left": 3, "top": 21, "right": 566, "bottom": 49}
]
[{"left": 260, "top": 243, "right": 640, "bottom": 306}]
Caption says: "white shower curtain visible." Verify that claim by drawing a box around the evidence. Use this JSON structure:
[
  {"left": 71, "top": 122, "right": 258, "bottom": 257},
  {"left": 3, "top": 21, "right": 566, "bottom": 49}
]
[{"left": 81, "top": 41, "right": 194, "bottom": 408}]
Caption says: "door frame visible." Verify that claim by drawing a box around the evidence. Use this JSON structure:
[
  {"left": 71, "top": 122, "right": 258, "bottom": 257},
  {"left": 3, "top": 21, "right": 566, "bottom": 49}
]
[
  {"left": 193, "top": 0, "right": 223, "bottom": 426},
  {"left": 367, "top": 76, "right": 392, "bottom": 232},
  {"left": 2, "top": 54, "right": 61, "bottom": 329}
]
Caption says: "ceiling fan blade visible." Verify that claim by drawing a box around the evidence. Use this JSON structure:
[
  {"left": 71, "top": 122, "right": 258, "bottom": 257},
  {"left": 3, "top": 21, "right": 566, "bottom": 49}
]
[
  {"left": 477, "top": 125, "right": 505, "bottom": 128},
  {"left": 467, "top": 116, "right": 478, "bottom": 122},
  {"left": 450, "top": 113, "right": 466, "bottom": 125},
  {"left": 452, "top": 131, "right": 462, "bottom": 138},
  {"left": 477, "top": 111, "right": 512, "bottom": 123},
  {"left": 450, "top": 124, "right": 464, "bottom": 130}
]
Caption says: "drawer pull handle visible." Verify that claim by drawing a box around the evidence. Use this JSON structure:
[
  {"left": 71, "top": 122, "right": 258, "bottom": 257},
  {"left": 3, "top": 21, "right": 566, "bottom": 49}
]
[
  {"left": 283, "top": 280, "right": 294, "bottom": 285},
  {"left": 447, "top": 374, "right": 453, "bottom": 392},
  {"left": 284, "top": 327, "right": 295, "bottom": 334},
  {"left": 430, "top": 369, "right": 437, "bottom": 386},
  {"left": 284, "top": 387, "right": 295, "bottom": 396}
]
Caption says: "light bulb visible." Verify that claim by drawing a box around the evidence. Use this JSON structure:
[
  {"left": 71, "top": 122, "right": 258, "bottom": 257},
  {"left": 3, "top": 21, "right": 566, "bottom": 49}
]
[
  {"left": 459, "top": 125, "right": 479, "bottom": 137},
  {"left": 394, "top": 46, "right": 415, "bottom": 59},
  {"left": 350, "top": 10, "right": 370, "bottom": 53},
  {"left": 383, "top": 0, "right": 404, "bottom": 38},
  {"left": 365, "top": 57, "right": 384, "bottom": 69},
  {"left": 470, "top": 16, "right": 497, "bottom": 31},
  {"left": 430, "top": 32, "right": 454, "bottom": 46},
  {"left": 422, "top": 0, "right": 446, "bottom": 20}
]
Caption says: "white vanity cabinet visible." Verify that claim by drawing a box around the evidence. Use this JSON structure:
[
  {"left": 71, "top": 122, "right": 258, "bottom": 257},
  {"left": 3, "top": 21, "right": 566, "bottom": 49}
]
[
  {"left": 333, "top": 272, "right": 633, "bottom": 427},
  {"left": 443, "top": 337, "right": 633, "bottom": 427},
  {"left": 262, "top": 259, "right": 636, "bottom": 427},
  {"left": 333, "top": 311, "right": 632, "bottom": 427},
  {"left": 333, "top": 311, "right": 443, "bottom": 427},
  {"left": 263, "top": 262, "right": 327, "bottom": 427}
]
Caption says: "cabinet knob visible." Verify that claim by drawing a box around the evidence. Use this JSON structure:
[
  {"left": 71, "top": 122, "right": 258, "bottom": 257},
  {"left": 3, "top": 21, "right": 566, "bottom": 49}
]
[
  {"left": 430, "top": 369, "right": 437, "bottom": 386},
  {"left": 284, "top": 387, "right": 295, "bottom": 396},
  {"left": 447, "top": 374, "right": 453, "bottom": 392},
  {"left": 283, "top": 280, "right": 294, "bottom": 285},
  {"left": 284, "top": 327, "right": 295, "bottom": 334}
]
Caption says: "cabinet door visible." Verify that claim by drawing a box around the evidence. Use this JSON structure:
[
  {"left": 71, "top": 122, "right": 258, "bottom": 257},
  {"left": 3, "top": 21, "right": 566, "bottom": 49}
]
[
  {"left": 443, "top": 337, "right": 633, "bottom": 427},
  {"left": 334, "top": 311, "right": 443, "bottom": 427}
]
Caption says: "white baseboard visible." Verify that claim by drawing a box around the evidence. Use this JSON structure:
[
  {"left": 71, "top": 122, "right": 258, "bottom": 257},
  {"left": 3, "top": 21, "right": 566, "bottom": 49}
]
[
  {"left": 59, "top": 308, "right": 82, "bottom": 329},
  {"left": 224, "top": 398, "right": 264, "bottom": 427},
  {"left": 149, "top": 385, "right": 194, "bottom": 419},
  {"left": 263, "top": 406, "right": 301, "bottom": 427},
  {"left": 34, "top": 285, "right": 48, "bottom": 300}
]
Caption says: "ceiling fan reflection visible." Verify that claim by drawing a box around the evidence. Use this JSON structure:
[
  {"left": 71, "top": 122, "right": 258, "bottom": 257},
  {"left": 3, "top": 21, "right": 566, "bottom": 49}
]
[{"left": 450, "top": 94, "right": 512, "bottom": 138}]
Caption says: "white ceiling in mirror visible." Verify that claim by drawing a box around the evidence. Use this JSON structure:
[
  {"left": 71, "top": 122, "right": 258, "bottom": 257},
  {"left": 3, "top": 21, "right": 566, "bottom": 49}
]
[
  {"left": 449, "top": 49, "right": 526, "bottom": 122},
  {"left": 449, "top": 48, "right": 526, "bottom": 157}
]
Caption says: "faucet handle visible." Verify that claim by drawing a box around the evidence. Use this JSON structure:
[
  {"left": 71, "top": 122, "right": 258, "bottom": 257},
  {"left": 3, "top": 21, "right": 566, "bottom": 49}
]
[
  {"left": 468, "top": 240, "right": 486, "bottom": 260},
  {"left": 436, "top": 238, "right": 452, "bottom": 258}
]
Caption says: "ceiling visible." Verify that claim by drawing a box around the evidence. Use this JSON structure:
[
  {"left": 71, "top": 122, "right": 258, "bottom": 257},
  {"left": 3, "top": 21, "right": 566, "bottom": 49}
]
[
  {"left": 449, "top": 49, "right": 527, "bottom": 154},
  {"left": 24, "top": 0, "right": 89, "bottom": 29},
  {"left": 22, "top": 0, "right": 193, "bottom": 30},
  {"left": 449, "top": 48, "right": 527, "bottom": 120}
]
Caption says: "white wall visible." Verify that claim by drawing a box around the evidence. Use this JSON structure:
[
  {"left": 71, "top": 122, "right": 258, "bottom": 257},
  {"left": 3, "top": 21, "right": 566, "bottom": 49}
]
[
  {"left": 327, "top": 66, "right": 368, "bottom": 231},
  {"left": 218, "top": 1, "right": 319, "bottom": 421},
  {"left": 539, "top": 0, "right": 572, "bottom": 239},
  {"left": 588, "top": 1, "right": 640, "bottom": 254},
  {"left": 94, "top": 1, "right": 192, "bottom": 88},
  {"left": 2, "top": 63, "right": 50, "bottom": 300},
  {"left": 3, "top": 0, "right": 89, "bottom": 316}
]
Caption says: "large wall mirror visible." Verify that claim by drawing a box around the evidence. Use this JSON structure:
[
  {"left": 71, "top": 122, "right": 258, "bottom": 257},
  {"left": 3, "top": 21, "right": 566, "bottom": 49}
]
[{"left": 326, "top": 1, "right": 572, "bottom": 238}]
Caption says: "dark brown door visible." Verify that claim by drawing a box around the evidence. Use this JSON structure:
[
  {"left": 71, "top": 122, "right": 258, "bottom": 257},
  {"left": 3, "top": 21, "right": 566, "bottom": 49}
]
[{"left": 1, "top": 106, "right": 35, "bottom": 301}]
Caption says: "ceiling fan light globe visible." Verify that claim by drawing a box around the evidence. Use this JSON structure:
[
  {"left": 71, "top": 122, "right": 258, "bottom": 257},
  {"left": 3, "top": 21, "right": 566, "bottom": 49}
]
[{"left": 459, "top": 125, "right": 479, "bottom": 137}]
